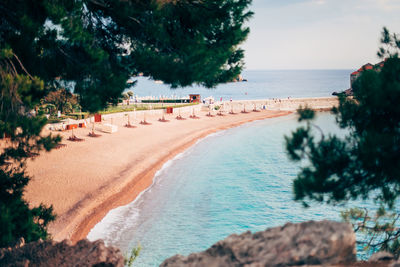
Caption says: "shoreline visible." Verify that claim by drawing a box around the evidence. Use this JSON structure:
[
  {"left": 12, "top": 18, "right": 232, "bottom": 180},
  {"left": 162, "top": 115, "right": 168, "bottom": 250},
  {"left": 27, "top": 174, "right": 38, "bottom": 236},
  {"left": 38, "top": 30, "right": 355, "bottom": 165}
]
[
  {"left": 24, "top": 97, "right": 338, "bottom": 243},
  {"left": 70, "top": 111, "right": 291, "bottom": 242}
]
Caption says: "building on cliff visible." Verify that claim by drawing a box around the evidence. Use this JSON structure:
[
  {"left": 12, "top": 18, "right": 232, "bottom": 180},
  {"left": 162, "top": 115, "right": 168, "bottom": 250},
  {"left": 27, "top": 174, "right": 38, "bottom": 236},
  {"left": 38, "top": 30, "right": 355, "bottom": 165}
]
[
  {"left": 333, "top": 60, "right": 386, "bottom": 96},
  {"left": 350, "top": 60, "right": 386, "bottom": 89}
]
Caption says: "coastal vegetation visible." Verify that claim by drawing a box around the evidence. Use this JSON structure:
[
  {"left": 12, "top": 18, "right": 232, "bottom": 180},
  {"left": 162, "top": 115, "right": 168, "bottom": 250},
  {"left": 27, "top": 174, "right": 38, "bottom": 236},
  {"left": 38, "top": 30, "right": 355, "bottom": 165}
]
[
  {"left": 45, "top": 102, "right": 198, "bottom": 123},
  {"left": 125, "top": 244, "right": 142, "bottom": 267},
  {"left": 285, "top": 28, "right": 400, "bottom": 257},
  {"left": 100, "top": 102, "right": 197, "bottom": 115},
  {"left": 0, "top": 0, "right": 253, "bottom": 248}
]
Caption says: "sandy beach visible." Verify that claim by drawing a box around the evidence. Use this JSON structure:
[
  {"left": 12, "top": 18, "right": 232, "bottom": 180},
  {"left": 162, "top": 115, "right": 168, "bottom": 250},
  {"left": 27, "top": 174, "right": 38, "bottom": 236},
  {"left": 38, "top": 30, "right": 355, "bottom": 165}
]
[{"left": 24, "top": 97, "right": 338, "bottom": 243}]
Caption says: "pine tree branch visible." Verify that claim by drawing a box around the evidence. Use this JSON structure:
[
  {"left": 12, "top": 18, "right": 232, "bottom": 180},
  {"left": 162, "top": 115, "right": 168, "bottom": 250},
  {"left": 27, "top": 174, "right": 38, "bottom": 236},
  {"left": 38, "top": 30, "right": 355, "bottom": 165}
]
[{"left": 12, "top": 53, "right": 33, "bottom": 80}]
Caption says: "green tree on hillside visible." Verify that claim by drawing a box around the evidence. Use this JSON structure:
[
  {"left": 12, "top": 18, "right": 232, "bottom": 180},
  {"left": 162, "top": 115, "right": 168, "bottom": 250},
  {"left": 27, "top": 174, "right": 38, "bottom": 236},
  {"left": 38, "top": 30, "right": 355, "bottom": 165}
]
[
  {"left": 0, "top": 0, "right": 253, "bottom": 247},
  {"left": 285, "top": 28, "right": 400, "bottom": 256}
]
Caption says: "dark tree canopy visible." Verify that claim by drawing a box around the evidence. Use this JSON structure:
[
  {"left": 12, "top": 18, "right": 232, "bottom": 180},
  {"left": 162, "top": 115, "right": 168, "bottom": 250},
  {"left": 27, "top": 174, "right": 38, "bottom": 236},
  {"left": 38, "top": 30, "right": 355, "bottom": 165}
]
[
  {"left": 285, "top": 28, "right": 400, "bottom": 208},
  {"left": 0, "top": 0, "right": 253, "bottom": 247},
  {"left": 1, "top": 0, "right": 253, "bottom": 112}
]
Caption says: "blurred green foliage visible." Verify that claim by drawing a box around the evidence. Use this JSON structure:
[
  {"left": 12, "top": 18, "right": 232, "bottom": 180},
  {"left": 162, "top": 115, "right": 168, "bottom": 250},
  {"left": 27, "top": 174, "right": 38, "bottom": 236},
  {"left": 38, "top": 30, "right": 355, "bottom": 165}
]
[{"left": 285, "top": 28, "right": 400, "bottom": 256}]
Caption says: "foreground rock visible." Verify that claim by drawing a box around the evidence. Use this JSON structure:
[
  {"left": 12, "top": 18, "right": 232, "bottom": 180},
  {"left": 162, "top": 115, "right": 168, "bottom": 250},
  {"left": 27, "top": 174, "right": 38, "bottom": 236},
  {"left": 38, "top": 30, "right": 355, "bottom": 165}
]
[
  {"left": 161, "top": 220, "right": 356, "bottom": 267},
  {"left": 0, "top": 239, "right": 124, "bottom": 267}
]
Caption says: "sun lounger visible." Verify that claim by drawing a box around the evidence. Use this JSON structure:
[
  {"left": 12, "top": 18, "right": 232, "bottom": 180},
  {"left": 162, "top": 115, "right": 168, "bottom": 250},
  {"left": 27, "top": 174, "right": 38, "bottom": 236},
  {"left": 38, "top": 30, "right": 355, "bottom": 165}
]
[{"left": 99, "top": 123, "right": 118, "bottom": 133}]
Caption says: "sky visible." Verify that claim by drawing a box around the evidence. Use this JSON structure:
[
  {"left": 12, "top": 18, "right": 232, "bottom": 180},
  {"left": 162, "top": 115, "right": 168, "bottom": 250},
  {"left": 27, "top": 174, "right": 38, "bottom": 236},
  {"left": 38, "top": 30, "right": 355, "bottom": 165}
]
[{"left": 242, "top": 0, "right": 400, "bottom": 70}]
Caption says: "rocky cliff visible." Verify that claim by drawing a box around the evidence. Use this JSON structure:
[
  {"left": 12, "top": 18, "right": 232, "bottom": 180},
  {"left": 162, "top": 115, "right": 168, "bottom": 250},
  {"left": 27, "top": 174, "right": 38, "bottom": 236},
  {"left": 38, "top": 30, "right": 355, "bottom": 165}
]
[{"left": 161, "top": 220, "right": 356, "bottom": 267}]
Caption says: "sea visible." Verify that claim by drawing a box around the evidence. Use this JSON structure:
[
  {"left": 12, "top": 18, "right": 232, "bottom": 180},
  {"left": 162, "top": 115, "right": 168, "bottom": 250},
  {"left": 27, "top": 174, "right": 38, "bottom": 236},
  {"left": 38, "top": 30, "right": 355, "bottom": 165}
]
[
  {"left": 127, "top": 69, "right": 351, "bottom": 100},
  {"left": 88, "top": 70, "right": 372, "bottom": 266}
]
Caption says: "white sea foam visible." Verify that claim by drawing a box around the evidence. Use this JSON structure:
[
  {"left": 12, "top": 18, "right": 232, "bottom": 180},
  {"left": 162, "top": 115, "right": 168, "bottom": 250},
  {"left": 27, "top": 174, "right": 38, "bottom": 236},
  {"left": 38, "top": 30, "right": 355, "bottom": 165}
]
[{"left": 87, "top": 205, "right": 140, "bottom": 245}]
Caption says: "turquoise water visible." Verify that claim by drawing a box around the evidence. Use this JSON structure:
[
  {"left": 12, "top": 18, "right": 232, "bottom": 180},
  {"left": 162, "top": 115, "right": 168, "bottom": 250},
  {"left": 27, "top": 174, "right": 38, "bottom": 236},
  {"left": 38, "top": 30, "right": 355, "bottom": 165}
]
[
  {"left": 88, "top": 112, "right": 365, "bottom": 266},
  {"left": 129, "top": 69, "right": 351, "bottom": 100}
]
